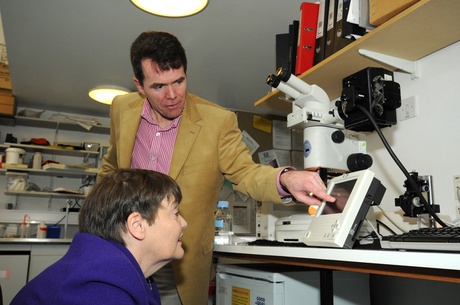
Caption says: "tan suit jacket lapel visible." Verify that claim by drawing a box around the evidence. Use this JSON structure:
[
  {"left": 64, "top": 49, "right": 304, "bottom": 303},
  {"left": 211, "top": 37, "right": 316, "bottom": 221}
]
[
  {"left": 119, "top": 98, "right": 143, "bottom": 168},
  {"left": 169, "top": 95, "right": 202, "bottom": 179}
]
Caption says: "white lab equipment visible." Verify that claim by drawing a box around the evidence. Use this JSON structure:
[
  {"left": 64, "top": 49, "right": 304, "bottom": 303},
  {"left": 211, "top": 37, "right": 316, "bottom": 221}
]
[{"left": 216, "top": 264, "right": 370, "bottom": 305}]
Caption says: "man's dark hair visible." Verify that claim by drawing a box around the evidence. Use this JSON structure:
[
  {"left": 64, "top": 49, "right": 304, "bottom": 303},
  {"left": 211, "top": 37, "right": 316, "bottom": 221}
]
[
  {"left": 79, "top": 169, "right": 182, "bottom": 245},
  {"left": 130, "top": 31, "right": 187, "bottom": 86}
]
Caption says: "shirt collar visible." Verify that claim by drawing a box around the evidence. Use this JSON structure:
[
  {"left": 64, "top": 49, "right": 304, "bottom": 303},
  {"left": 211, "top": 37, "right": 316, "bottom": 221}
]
[{"left": 141, "top": 98, "right": 182, "bottom": 130}]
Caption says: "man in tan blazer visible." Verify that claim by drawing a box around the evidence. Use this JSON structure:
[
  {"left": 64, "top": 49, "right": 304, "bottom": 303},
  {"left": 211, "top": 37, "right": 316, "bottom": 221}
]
[{"left": 100, "top": 31, "right": 334, "bottom": 305}]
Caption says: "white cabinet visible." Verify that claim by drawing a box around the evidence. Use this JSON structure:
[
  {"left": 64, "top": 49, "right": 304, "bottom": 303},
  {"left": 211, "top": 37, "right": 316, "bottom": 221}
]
[
  {"left": 0, "top": 253, "right": 29, "bottom": 305},
  {"left": 28, "top": 244, "right": 70, "bottom": 281},
  {"left": 0, "top": 242, "right": 70, "bottom": 304}
]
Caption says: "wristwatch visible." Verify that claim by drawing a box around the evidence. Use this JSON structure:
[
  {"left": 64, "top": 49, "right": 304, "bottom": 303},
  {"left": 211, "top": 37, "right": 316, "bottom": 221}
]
[{"left": 280, "top": 167, "right": 295, "bottom": 205}]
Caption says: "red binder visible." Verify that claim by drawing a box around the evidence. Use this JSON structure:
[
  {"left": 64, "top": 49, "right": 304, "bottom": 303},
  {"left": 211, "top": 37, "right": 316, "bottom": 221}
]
[{"left": 295, "top": 2, "right": 320, "bottom": 75}]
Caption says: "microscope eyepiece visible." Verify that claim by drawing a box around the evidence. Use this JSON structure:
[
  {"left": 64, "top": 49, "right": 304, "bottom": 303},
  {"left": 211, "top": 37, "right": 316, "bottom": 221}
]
[
  {"left": 276, "top": 67, "right": 291, "bottom": 82},
  {"left": 266, "top": 74, "right": 280, "bottom": 88}
]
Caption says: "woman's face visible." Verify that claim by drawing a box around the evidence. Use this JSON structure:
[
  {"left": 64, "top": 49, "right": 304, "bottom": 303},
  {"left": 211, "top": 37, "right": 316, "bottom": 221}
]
[{"left": 145, "top": 196, "right": 187, "bottom": 266}]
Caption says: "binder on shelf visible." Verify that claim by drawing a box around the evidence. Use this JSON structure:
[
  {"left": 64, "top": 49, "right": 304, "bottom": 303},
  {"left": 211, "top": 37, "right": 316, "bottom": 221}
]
[
  {"left": 324, "top": 0, "right": 336, "bottom": 59},
  {"left": 314, "top": 0, "right": 327, "bottom": 65},
  {"left": 276, "top": 33, "right": 290, "bottom": 72},
  {"left": 334, "top": 0, "right": 366, "bottom": 53},
  {"left": 333, "top": 0, "right": 368, "bottom": 53},
  {"left": 275, "top": 20, "right": 300, "bottom": 74},
  {"left": 358, "top": 0, "right": 376, "bottom": 30},
  {"left": 295, "top": 2, "right": 320, "bottom": 75},
  {"left": 288, "top": 20, "right": 299, "bottom": 74}
]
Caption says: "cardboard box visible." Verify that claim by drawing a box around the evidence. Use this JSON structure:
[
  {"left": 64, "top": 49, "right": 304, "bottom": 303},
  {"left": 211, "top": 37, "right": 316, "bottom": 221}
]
[
  {"left": 0, "top": 63, "right": 12, "bottom": 90},
  {"left": 0, "top": 88, "right": 13, "bottom": 96},
  {"left": 369, "top": 0, "right": 420, "bottom": 26},
  {"left": 0, "top": 94, "right": 16, "bottom": 116}
]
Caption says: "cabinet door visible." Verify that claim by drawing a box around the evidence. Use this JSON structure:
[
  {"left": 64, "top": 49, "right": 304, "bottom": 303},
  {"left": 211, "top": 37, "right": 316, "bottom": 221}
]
[
  {"left": 28, "top": 244, "right": 69, "bottom": 281},
  {"left": 28, "top": 255, "right": 63, "bottom": 281},
  {"left": 0, "top": 253, "right": 30, "bottom": 305}
]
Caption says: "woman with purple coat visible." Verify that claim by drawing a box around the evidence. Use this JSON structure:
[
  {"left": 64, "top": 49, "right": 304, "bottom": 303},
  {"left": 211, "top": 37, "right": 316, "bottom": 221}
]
[{"left": 11, "top": 169, "right": 187, "bottom": 305}]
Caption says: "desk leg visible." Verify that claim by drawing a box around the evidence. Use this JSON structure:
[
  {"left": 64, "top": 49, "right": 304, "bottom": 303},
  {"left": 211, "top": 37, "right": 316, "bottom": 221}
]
[{"left": 320, "top": 269, "right": 333, "bottom": 305}]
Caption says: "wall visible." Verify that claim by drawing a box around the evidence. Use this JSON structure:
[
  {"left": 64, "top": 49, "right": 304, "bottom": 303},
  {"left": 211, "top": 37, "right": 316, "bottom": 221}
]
[{"left": 366, "top": 40, "right": 460, "bottom": 231}]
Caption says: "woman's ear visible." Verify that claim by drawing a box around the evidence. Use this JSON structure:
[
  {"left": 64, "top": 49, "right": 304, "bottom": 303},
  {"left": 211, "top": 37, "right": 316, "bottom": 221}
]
[{"left": 126, "top": 212, "right": 146, "bottom": 241}]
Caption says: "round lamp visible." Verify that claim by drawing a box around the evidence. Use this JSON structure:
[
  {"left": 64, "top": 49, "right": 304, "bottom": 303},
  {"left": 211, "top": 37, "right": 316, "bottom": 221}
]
[
  {"left": 88, "top": 86, "right": 130, "bottom": 105},
  {"left": 131, "top": 0, "right": 208, "bottom": 17}
]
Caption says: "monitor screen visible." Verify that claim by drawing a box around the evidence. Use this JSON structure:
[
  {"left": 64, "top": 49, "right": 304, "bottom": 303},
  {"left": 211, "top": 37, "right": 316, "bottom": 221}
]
[{"left": 321, "top": 179, "right": 357, "bottom": 215}]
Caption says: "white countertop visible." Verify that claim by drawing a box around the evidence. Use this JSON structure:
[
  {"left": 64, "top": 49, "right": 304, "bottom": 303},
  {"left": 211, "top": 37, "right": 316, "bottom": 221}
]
[
  {"left": 0, "top": 238, "right": 72, "bottom": 244},
  {"left": 214, "top": 244, "right": 460, "bottom": 272}
]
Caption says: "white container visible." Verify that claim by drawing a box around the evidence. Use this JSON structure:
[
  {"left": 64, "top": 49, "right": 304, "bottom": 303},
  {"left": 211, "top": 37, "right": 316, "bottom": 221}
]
[
  {"left": 36, "top": 222, "right": 47, "bottom": 238},
  {"left": 33, "top": 152, "right": 43, "bottom": 169},
  {"left": 6, "top": 172, "right": 28, "bottom": 191},
  {"left": 5, "top": 148, "right": 26, "bottom": 164}
]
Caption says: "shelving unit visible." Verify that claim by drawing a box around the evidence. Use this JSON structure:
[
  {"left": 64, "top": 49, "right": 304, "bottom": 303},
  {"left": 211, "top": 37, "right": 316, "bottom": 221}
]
[
  {"left": 0, "top": 115, "right": 110, "bottom": 134},
  {"left": 1, "top": 143, "right": 99, "bottom": 180},
  {"left": 4, "top": 190, "right": 86, "bottom": 199},
  {"left": 255, "top": 0, "right": 460, "bottom": 113},
  {"left": 0, "top": 118, "right": 108, "bottom": 239},
  {"left": 1, "top": 144, "right": 98, "bottom": 199},
  {"left": 2, "top": 142, "right": 100, "bottom": 157}
]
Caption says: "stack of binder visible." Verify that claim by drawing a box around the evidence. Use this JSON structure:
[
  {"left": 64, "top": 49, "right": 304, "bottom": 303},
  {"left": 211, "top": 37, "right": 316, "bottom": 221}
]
[
  {"left": 275, "top": 1, "right": 371, "bottom": 76},
  {"left": 275, "top": 20, "right": 299, "bottom": 74}
]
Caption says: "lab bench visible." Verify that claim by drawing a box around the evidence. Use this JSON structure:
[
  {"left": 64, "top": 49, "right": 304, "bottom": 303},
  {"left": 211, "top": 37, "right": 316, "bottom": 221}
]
[{"left": 214, "top": 244, "right": 460, "bottom": 305}]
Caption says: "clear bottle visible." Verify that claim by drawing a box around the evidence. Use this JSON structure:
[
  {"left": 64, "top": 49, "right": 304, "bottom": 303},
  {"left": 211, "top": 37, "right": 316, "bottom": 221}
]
[
  {"left": 19, "top": 214, "right": 30, "bottom": 238},
  {"left": 214, "top": 201, "right": 233, "bottom": 244}
]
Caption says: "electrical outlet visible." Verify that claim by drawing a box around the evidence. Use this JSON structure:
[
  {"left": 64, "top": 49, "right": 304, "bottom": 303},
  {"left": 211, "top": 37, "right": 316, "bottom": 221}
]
[
  {"left": 398, "top": 95, "right": 417, "bottom": 121},
  {"left": 453, "top": 175, "right": 460, "bottom": 200}
]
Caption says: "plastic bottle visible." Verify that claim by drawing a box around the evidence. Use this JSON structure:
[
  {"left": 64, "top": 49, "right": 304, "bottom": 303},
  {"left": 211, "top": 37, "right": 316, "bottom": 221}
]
[
  {"left": 33, "top": 152, "right": 43, "bottom": 169},
  {"left": 19, "top": 214, "right": 30, "bottom": 238},
  {"left": 36, "top": 222, "right": 47, "bottom": 238},
  {"left": 214, "top": 201, "right": 233, "bottom": 244}
]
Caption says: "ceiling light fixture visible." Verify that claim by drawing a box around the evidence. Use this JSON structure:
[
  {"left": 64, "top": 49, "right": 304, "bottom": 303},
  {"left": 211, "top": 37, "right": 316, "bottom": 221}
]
[
  {"left": 131, "top": 0, "right": 208, "bottom": 17},
  {"left": 88, "top": 86, "right": 130, "bottom": 105}
]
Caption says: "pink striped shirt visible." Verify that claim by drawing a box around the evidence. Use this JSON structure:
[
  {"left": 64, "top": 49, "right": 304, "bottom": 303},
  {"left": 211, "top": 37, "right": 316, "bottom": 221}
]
[{"left": 130, "top": 99, "right": 181, "bottom": 175}]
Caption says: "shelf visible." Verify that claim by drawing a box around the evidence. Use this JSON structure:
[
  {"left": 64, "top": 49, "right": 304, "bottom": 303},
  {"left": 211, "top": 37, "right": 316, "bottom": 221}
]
[
  {"left": 0, "top": 210, "right": 79, "bottom": 226},
  {"left": 0, "top": 167, "right": 97, "bottom": 178},
  {"left": 4, "top": 190, "right": 85, "bottom": 199},
  {"left": 255, "top": 0, "right": 460, "bottom": 113},
  {"left": 0, "top": 116, "right": 110, "bottom": 134},
  {"left": 2, "top": 142, "right": 100, "bottom": 156}
]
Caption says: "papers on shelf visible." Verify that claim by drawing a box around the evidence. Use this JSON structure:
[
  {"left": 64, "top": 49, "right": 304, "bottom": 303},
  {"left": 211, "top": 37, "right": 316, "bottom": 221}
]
[
  {"left": 48, "top": 113, "right": 101, "bottom": 130},
  {"left": 2, "top": 163, "right": 28, "bottom": 169},
  {"left": 53, "top": 187, "right": 82, "bottom": 194},
  {"left": 42, "top": 163, "right": 99, "bottom": 173}
]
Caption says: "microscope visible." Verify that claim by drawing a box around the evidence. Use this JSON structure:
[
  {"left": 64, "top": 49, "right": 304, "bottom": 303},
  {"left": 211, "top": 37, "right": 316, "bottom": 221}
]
[
  {"left": 266, "top": 67, "right": 402, "bottom": 245},
  {"left": 266, "top": 67, "right": 401, "bottom": 181}
]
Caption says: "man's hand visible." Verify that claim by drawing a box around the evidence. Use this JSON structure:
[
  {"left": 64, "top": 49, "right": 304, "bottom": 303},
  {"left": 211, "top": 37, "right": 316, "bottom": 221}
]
[{"left": 280, "top": 170, "right": 336, "bottom": 205}]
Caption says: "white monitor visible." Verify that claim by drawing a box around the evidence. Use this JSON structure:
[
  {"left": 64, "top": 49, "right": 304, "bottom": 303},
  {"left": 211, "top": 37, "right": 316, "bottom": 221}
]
[{"left": 303, "top": 169, "right": 386, "bottom": 248}]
